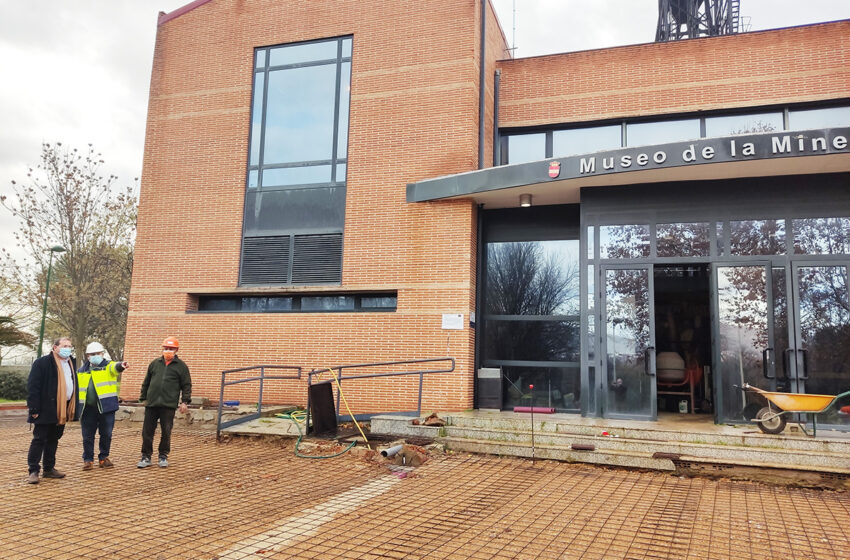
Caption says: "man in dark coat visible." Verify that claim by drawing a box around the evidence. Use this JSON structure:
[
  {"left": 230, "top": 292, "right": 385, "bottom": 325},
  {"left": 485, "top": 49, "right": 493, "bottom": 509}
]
[
  {"left": 27, "top": 337, "right": 78, "bottom": 484},
  {"left": 137, "top": 336, "right": 191, "bottom": 469}
]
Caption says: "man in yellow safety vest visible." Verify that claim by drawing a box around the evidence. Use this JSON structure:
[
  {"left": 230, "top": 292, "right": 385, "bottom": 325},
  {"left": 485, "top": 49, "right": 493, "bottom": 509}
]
[{"left": 77, "top": 341, "right": 127, "bottom": 470}]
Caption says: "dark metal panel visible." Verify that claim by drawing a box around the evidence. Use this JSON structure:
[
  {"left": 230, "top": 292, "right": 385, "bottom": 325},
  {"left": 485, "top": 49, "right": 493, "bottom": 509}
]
[
  {"left": 581, "top": 173, "right": 850, "bottom": 225},
  {"left": 243, "top": 187, "right": 346, "bottom": 236},
  {"left": 291, "top": 234, "right": 343, "bottom": 284},
  {"left": 240, "top": 236, "right": 291, "bottom": 285},
  {"left": 483, "top": 204, "right": 580, "bottom": 242}
]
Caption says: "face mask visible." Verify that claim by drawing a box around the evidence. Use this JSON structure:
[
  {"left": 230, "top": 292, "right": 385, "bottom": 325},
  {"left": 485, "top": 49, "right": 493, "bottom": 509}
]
[
  {"left": 163, "top": 350, "right": 176, "bottom": 361},
  {"left": 58, "top": 348, "right": 73, "bottom": 359},
  {"left": 90, "top": 355, "right": 104, "bottom": 366}
]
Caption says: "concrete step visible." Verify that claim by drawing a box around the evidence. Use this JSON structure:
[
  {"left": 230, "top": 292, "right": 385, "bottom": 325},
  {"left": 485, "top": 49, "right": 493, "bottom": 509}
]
[
  {"left": 442, "top": 436, "right": 675, "bottom": 471},
  {"left": 439, "top": 425, "right": 850, "bottom": 471},
  {"left": 370, "top": 415, "right": 850, "bottom": 478},
  {"left": 389, "top": 414, "right": 850, "bottom": 454}
]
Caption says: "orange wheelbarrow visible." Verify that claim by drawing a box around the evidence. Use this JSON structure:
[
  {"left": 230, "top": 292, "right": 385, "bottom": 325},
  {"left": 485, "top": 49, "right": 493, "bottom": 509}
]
[{"left": 741, "top": 383, "right": 850, "bottom": 436}]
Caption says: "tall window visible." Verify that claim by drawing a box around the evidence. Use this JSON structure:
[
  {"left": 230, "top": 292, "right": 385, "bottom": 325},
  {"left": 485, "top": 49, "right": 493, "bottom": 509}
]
[{"left": 241, "top": 37, "right": 352, "bottom": 285}]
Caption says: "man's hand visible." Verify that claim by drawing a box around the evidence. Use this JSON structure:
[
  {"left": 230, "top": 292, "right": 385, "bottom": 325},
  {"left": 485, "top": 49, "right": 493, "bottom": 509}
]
[
  {"left": 121, "top": 361, "right": 129, "bottom": 369},
  {"left": 178, "top": 402, "right": 188, "bottom": 414},
  {"left": 31, "top": 413, "right": 39, "bottom": 419}
]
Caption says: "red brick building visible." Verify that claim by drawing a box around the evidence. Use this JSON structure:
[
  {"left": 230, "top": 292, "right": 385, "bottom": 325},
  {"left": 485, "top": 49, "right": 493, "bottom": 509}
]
[{"left": 125, "top": 0, "right": 850, "bottom": 427}]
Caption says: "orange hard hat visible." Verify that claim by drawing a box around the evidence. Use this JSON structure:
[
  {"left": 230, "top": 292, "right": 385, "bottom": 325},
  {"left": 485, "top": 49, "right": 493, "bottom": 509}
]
[{"left": 162, "top": 336, "right": 179, "bottom": 349}]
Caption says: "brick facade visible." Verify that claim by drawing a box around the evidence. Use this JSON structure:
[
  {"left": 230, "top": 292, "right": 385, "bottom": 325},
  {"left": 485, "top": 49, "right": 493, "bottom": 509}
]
[
  {"left": 497, "top": 20, "right": 850, "bottom": 128},
  {"left": 124, "top": 0, "right": 508, "bottom": 412}
]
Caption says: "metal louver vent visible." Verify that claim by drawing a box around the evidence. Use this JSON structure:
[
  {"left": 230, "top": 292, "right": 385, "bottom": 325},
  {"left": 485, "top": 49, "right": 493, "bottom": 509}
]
[
  {"left": 292, "top": 233, "right": 343, "bottom": 284},
  {"left": 240, "top": 235, "right": 291, "bottom": 285}
]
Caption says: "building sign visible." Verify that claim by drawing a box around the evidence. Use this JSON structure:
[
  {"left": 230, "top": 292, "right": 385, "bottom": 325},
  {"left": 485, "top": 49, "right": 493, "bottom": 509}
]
[
  {"left": 572, "top": 128, "right": 849, "bottom": 178},
  {"left": 406, "top": 127, "right": 850, "bottom": 204}
]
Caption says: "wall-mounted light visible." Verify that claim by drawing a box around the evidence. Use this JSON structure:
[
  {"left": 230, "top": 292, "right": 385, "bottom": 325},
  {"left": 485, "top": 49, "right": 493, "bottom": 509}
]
[{"left": 519, "top": 194, "right": 532, "bottom": 207}]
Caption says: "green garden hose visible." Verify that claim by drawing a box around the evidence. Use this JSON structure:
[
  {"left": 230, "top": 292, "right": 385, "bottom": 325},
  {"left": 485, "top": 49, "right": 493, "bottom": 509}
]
[{"left": 276, "top": 410, "right": 357, "bottom": 459}]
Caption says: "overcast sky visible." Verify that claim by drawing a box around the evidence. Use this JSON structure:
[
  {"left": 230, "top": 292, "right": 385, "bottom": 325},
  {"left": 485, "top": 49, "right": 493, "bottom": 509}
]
[{"left": 1, "top": 0, "right": 849, "bottom": 259}]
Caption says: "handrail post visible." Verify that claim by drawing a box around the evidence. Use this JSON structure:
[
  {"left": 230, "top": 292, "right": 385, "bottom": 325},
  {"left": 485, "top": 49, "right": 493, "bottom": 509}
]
[
  {"left": 306, "top": 372, "right": 312, "bottom": 435},
  {"left": 217, "top": 370, "right": 226, "bottom": 441},
  {"left": 335, "top": 366, "right": 342, "bottom": 421},
  {"left": 257, "top": 366, "right": 265, "bottom": 416},
  {"left": 417, "top": 371, "right": 424, "bottom": 417}
]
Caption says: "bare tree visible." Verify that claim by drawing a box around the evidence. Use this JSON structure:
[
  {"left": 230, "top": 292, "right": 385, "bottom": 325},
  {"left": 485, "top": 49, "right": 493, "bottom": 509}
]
[{"left": 0, "top": 143, "right": 137, "bottom": 358}]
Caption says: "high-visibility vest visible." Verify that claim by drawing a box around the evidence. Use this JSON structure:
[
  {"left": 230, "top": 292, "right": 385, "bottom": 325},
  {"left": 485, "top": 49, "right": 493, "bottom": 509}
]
[{"left": 77, "top": 362, "right": 121, "bottom": 414}]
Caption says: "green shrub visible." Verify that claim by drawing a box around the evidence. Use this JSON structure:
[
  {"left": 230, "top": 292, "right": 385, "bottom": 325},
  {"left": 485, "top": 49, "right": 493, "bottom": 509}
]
[{"left": 0, "top": 370, "right": 28, "bottom": 400}]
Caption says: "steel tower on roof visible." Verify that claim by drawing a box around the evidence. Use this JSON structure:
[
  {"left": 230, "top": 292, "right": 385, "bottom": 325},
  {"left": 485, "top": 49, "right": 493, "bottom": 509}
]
[{"left": 656, "top": 0, "right": 741, "bottom": 41}]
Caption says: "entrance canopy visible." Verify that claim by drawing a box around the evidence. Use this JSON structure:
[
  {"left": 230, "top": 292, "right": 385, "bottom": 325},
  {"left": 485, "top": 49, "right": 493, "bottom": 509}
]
[{"left": 407, "top": 127, "right": 850, "bottom": 209}]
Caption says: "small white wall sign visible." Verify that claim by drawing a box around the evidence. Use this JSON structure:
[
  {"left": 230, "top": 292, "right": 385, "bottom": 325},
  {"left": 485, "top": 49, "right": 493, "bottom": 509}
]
[{"left": 441, "top": 313, "right": 464, "bottom": 330}]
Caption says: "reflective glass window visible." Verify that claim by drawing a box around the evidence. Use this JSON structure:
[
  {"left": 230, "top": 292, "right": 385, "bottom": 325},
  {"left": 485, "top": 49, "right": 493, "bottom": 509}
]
[
  {"left": 255, "top": 50, "right": 266, "bottom": 69},
  {"left": 361, "top": 296, "right": 397, "bottom": 309},
  {"left": 729, "top": 219, "right": 786, "bottom": 255},
  {"left": 262, "top": 165, "right": 333, "bottom": 187},
  {"left": 507, "top": 134, "right": 546, "bottom": 164},
  {"left": 249, "top": 73, "right": 264, "bottom": 166},
  {"left": 716, "top": 222, "right": 724, "bottom": 257},
  {"left": 269, "top": 41, "right": 338, "bottom": 66},
  {"left": 263, "top": 65, "right": 337, "bottom": 164},
  {"left": 501, "top": 366, "right": 581, "bottom": 412},
  {"left": 485, "top": 240, "right": 580, "bottom": 316},
  {"left": 599, "top": 225, "right": 650, "bottom": 259},
  {"left": 626, "top": 119, "right": 700, "bottom": 147},
  {"left": 705, "top": 112, "right": 783, "bottom": 136},
  {"left": 656, "top": 222, "right": 711, "bottom": 257},
  {"left": 484, "top": 320, "right": 579, "bottom": 362},
  {"left": 302, "top": 296, "right": 355, "bottom": 311},
  {"left": 337, "top": 62, "right": 351, "bottom": 158},
  {"left": 789, "top": 106, "right": 850, "bottom": 130},
  {"left": 793, "top": 217, "right": 850, "bottom": 255},
  {"left": 552, "top": 125, "right": 621, "bottom": 157}
]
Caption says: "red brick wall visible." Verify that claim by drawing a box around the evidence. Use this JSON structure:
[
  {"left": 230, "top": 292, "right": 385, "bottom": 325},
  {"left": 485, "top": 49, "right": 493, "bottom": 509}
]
[
  {"left": 497, "top": 21, "right": 850, "bottom": 128},
  {"left": 125, "top": 0, "right": 508, "bottom": 412}
]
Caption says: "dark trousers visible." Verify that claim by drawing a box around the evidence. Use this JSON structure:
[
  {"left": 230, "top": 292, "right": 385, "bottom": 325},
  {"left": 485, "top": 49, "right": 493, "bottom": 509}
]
[
  {"left": 141, "top": 406, "right": 176, "bottom": 459},
  {"left": 80, "top": 407, "right": 115, "bottom": 462},
  {"left": 27, "top": 423, "right": 66, "bottom": 474}
]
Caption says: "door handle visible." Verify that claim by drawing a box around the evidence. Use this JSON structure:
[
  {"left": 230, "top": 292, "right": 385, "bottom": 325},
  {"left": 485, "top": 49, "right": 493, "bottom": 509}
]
[
  {"left": 645, "top": 346, "right": 656, "bottom": 376},
  {"left": 784, "top": 348, "right": 795, "bottom": 379},
  {"left": 762, "top": 348, "right": 775, "bottom": 379},
  {"left": 798, "top": 348, "right": 809, "bottom": 380}
]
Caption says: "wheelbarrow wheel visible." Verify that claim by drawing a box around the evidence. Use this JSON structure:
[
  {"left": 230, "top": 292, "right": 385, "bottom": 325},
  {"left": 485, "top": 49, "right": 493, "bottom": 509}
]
[{"left": 755, "top": 407, "right": 786, "bottom": 434}]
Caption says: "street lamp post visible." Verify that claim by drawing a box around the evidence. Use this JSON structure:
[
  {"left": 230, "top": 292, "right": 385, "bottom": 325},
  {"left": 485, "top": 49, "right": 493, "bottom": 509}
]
[{"left": 36, "top": 245, "right": 66, "bottom": 358}]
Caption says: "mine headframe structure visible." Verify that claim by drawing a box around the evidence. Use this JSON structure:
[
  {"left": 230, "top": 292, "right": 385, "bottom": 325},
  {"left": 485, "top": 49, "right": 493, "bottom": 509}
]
[{"left": 656, "top": 0, "right": 741, "bottom": 41}]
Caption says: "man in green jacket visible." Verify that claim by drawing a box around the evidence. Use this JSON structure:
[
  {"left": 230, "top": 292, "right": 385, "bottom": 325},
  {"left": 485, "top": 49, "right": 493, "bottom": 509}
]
[{"left": 137, "top": 336, "right": 191, "bottom": 468}]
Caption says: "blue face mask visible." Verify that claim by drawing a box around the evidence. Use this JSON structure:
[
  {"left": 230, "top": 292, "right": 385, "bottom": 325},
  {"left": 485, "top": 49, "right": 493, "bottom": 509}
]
[
  {"left": 89, "top": 355, "right": 104, "bottom": 366},
  {"left": 58, "top": 348, "right": 73, "bottom": 359}
]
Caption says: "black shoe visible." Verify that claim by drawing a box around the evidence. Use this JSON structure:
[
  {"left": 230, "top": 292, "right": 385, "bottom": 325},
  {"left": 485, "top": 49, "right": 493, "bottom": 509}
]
[{"left": 42, "top": 468, "right": 66, "bottom": 479}]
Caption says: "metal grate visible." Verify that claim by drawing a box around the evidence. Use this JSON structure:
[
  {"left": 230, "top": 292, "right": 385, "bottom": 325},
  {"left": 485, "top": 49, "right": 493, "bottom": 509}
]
[
  {"left": 240, "top": 235, "right": 291, "bottom": 285},
  {"left": 292, "top": 233, "right": 342, "bottom": 284}
]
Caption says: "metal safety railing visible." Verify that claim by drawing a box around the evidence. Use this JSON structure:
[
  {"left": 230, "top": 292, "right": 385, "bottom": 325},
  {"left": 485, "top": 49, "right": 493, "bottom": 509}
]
[
  {"left": 216, "top": 365, "right": 302, "bottom": 439},
  {"left": 306, "top": 357, "right": 455, "bottom": 434}
]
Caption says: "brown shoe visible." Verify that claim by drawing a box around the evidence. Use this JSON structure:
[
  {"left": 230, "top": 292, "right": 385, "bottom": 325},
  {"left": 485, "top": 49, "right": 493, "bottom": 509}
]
[
  {"left": 83, "top": 461, "right": 94, "bottom": 471},
  {"left": 27, "top": 472, "right": 39, "bottom": 484},
  {"left": 98, "top": 457, "right": 114, "bottom": 468},
  {"left": 42, "top": 468, "right": 66, "bottom": 479}
]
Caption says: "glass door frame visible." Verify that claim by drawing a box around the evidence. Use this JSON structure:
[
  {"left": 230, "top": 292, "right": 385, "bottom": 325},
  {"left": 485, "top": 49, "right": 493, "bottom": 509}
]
[
  {"left": 710, "top": 261, "right": 778, "bottom": 424},
  {"left": 789, "top": 259, "right": 850, "bottom": 395},
  {"left": 600, "top": 263, "right": 658, "bottom": 421}
]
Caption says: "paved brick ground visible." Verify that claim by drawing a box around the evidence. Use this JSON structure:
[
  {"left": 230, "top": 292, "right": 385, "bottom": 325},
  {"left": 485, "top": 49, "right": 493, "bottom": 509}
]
[{"left": 3, "top": 422, "right": 850, "bottom": 559}]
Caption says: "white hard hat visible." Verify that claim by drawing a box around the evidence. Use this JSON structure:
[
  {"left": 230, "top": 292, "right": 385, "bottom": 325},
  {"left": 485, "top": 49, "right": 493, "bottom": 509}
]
[{"left": 85, "top": 341, "right": 105, "bottom": 354}]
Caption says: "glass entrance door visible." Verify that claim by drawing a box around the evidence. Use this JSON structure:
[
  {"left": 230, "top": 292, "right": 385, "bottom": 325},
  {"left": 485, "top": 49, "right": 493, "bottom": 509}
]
[
  {"left": 790, "top": 262, "right": 850, "bottom": 425},
  {"left": 602, "top": 266, "right": 656, "bottom": 420},
  {"left": 713, "top": 263, "right": 777, "bottom": 423}
]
